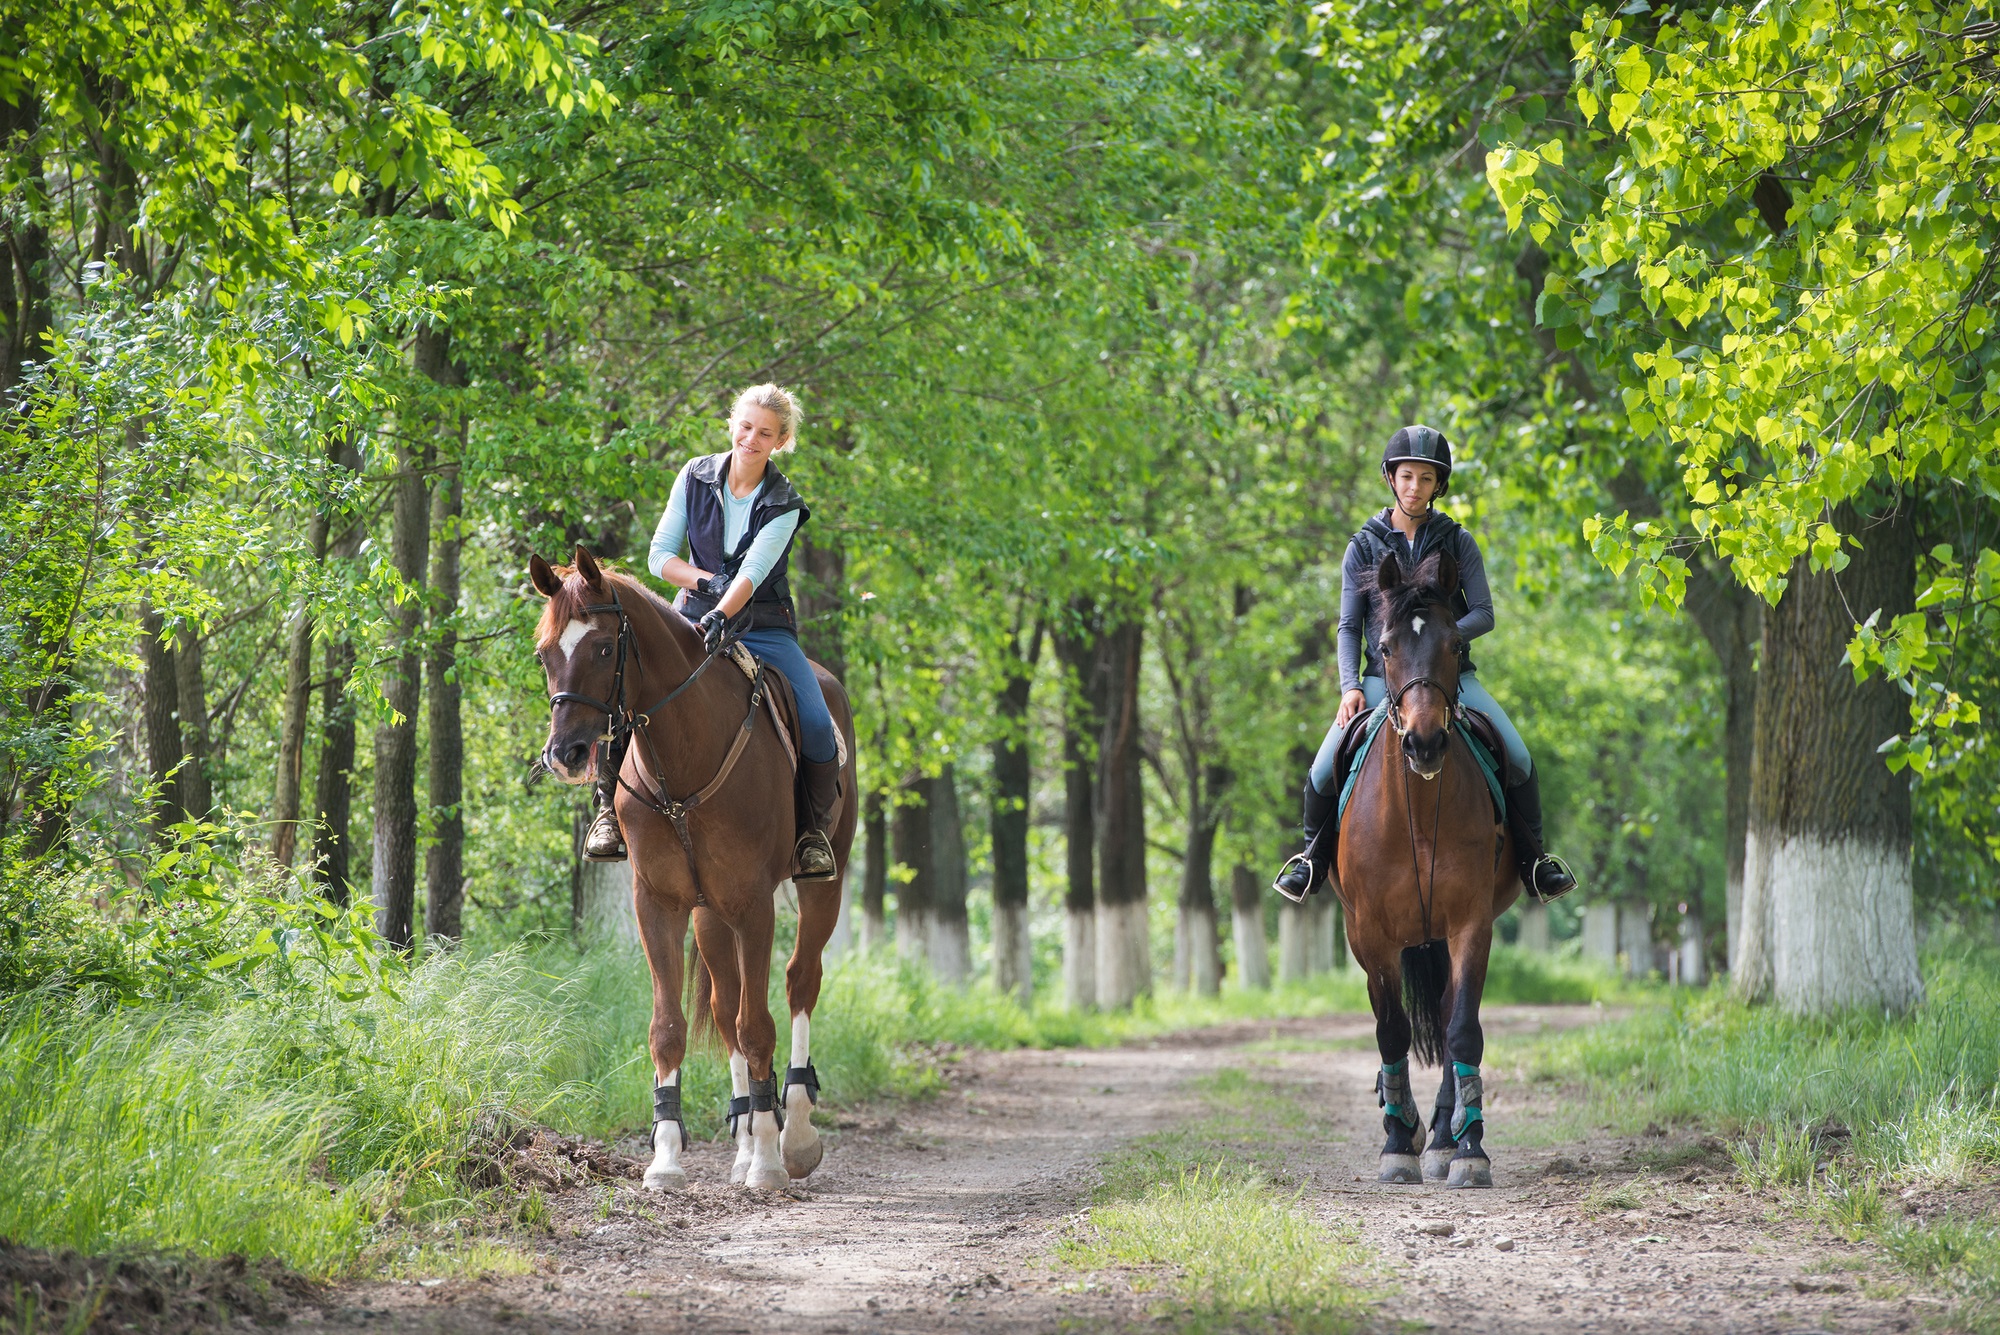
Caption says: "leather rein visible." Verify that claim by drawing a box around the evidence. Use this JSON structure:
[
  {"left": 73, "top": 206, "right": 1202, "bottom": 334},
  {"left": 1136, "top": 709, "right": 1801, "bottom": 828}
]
[
  {"left": 1383, "top": 660, "right": 1461, "bottom": 944},
  {"left": 546, "top": 590, "right": 765, "bottom": 908}
]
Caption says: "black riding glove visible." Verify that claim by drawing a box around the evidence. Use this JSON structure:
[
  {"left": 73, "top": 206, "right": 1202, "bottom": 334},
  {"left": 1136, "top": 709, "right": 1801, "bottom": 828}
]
[{"left": 696, "top": 609, "right": 728, "bottom": 654}]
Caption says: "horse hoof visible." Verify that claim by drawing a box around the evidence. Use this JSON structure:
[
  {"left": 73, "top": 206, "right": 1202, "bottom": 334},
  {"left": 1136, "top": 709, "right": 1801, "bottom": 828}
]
[
  {"left": 729, "top": 1159, "right": 751, "bottom": 1186},
  {"left": 642, "top": 1165, "right": 687, "bottom": 1193},
  {"left": 744, "top": 1166, "right": 788, "bottom": 1192},
  {"left": 1446, "top": 1156, "right": 1493, "bottom": 1189},
  {"left": 1377, "top": 1154, "right": 1422, "bottom": 1184},
  {"left": 1421, "top": 1148, "right": 1455, "bottom": 1182},
  {"left": 783, "top": 1130, "right": 824, "bottom": 1180}
]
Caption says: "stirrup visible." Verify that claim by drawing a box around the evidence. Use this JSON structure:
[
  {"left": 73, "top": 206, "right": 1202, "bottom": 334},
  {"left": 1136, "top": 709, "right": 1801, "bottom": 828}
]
[
  {"left": 793, "top": 828, "right": 838, "bottom": 882},
  {"left": 582, "top": 806, "right": 627, "bottom": 862},
  {"left": 1529, "top": 854, "right": 1577, "bottom": 903},
  {"left": 1272, "top": 852, "right": 1318, "bottom": 905}
]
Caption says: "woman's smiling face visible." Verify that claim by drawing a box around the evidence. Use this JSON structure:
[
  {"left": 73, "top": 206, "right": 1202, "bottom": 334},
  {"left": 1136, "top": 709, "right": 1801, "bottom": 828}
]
[{"left": 730, "top": 404, "right": 789, "bottom": 467}]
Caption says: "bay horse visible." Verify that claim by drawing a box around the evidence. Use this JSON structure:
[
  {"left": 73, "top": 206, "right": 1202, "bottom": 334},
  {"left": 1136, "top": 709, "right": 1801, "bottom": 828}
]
[
  {"left": 1334, "top": 548, "right": 1518, "bottom": 1188},
  {"left": 529, "top": 546, "right": 858, "bottom": 1192}
]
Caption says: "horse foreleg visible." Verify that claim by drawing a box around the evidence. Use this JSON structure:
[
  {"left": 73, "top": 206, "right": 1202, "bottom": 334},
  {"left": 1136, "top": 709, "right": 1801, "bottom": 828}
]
[
  {"left": 1442, "top": 919, "right": 1495, "bottom": 1189},
  {"left": 693, "top": 906, "right": 754, "bottom": 1183},
  {"left": 634, "top": 885, "right": 692, "bottom": 1192},
  {"left": 731, "top": 891, "right": 786, "bottom": 1192},
  {"left": 1364, "top": 960, "right": 1423, "bottom": 1184},
  {"left": 779, "top": 879, "right": 840, "bottom": 1179}
]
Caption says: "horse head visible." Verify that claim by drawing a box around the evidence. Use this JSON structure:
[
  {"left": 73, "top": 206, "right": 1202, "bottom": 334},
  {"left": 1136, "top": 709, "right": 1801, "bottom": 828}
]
[
  {"left": 529, "top": 544, "right": 626, "bottom": 784},
  {"left": 1374, "top": 548, "right": 1463, "bottom": 780}
]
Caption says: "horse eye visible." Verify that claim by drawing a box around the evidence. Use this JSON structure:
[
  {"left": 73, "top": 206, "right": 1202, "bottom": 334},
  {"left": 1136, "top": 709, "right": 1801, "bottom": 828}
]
[{"left": 597, "top": 643, "right": 612, "bottom": 658}]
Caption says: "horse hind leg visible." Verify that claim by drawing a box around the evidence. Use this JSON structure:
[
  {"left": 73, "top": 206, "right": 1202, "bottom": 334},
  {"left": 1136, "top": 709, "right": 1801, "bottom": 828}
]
[{"left": 692, "top": 908, "right": 756, "bottom": 1185}]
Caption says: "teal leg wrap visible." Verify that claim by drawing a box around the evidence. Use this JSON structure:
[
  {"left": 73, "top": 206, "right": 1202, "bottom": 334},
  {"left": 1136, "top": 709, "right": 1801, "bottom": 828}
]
[{"left": 1450, "top": 1061, "right": 1484, "bottom": 1138}]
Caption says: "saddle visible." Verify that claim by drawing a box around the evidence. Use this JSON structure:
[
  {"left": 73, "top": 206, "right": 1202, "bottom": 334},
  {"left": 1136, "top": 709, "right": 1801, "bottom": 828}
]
[
  {"left": 1328, "top": 698, "right": 1506, "bottom": 834},
  {"left": 722, "top": 642, "right": 849, "bottom": 825}
]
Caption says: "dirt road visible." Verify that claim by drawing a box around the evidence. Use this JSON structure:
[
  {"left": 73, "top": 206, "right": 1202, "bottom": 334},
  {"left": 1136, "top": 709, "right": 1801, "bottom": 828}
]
[{"left": 310, "top": 1005, "right": 1935, "bottom": 1333}]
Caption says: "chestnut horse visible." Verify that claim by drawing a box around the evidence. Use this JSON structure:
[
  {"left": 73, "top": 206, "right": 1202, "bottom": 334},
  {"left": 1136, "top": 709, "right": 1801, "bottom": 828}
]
[
  {"left": 530, "top": 547, "right": 858, "bottom": 1192},
  {"left": 1334, "top": 549, "right": 1518, "bottom": 1188}
]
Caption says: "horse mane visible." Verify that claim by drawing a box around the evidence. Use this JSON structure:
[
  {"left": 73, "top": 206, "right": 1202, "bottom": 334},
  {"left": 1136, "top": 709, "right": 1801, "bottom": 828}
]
[
  {"left": 533, "top": 565, "right": 687, "bottom": 649},
  {"left": 1371, "top": 551, "right": 1457, "bottom": 632}
]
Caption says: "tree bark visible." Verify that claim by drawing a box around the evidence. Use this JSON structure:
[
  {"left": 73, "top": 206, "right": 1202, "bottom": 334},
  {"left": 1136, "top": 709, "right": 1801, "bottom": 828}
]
[
  {"left": 172, "top": 620, "right": 212, "bottom": 819},
  {"left": 1229, "top": 864, "right": 1269, "bottom": 989},
  {"left": 861, "top": 787, "right": 887, "bottom": 950},
  {"left": 990, "top": 630, "right": 1039, "bottom": 1001},
  {"left": 370, "top": 330, "right": 441, "bottom": 949},
  {"left": 1055, "top": 605, "right": 1104, "bottom": 1010},
  {"left": 891, "top": 775, "right": 933, "bottom": 966},
  {"left": 139, "top": 598, "right": 185, "bottom": 834},
  {"left": 925, "top": 766, "right": 970, "bottom": 985},
  {"left": 1516, "top": 900, "right": 1551, "bottom": 952},
  {"left": 312, "top": 636, "right": 358, "bottom": 905},
  {"left": 1095, "top": 616, "right": 1149, "bottom": 1008},
  {"left": 271, "top": 451, "right": 338, "bottom": 866},
  {"left": 1174, "top": 761, "right": 1225, "bottom": 995},
  {"left": 424, "top": 461, "right": 465, "bottom": 943},
  {"left": 1744, "top": 503, "right": 1922, "bottom": 1013},
  {"left": 1, "top": 89, "right": 51, "bottom": 395},
  {"left": 1277, "top": 900, "right": 1309, "bottom": 983}
]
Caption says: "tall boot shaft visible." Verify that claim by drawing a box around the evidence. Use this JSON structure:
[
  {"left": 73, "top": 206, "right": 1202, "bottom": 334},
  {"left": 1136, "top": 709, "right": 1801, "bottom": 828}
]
[
  {"left": 1506, "top": 766, "right": 1546, "bottom": 858},
  {"left": 802, "top": 755, "right": 842, "bottom": 832},
  {"left": 1302, "top": 779, "right": 1337, "bottom": 846}
]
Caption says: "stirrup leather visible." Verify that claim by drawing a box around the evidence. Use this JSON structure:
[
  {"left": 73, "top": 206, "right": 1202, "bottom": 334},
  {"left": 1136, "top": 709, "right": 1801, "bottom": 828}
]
[
  {"left": 1272, "top": 852, "right": 1318, "bottom": 905},
  {"left": 1529, "top": 853, "right": 1577, "bottom": 903}
]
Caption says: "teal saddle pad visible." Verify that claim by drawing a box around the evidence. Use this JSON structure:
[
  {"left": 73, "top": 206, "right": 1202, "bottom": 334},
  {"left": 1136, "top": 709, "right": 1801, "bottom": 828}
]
[{"left": 1335, "top": 702, "right": 1505, "bottom": 831}]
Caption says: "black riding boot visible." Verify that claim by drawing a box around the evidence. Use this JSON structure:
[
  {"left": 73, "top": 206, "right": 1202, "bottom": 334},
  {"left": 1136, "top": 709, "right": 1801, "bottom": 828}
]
[
  {"left": 583, "top": 738, "right": 628, "bottom": 863},
  {"left": 1506, "top": 769, "right": 1575, "bottom": 901},
  {"left": 794, "top": 756, "right": 841, "bottom": 882},
  {"left": 1272, "top": 780, "right": 1338, "bottom": 903}
]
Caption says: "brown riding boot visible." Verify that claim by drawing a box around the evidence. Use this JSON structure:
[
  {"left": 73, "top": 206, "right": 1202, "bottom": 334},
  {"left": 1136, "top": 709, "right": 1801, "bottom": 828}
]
[
  {"left": 582, "top": 758, "right": 626, "bottom": 863},
  {"left": 793, "top": 757, "right": 841, "bottom": 882}
]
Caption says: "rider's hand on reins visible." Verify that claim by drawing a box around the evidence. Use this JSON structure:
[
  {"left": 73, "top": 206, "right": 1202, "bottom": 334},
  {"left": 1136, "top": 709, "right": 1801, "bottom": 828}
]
[
  {"left": 696, "top": 609, "right": 728, "bottom": 654},
  {"left": 1336, "top": 688, "right": 1367, "bottom": 727}
]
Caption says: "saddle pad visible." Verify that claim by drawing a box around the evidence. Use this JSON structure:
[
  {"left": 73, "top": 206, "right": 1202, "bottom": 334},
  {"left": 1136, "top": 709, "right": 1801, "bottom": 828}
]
[
  {"left": 1336, "top": 703, "right": 1392, "bottom": 826},
  {"left": 1334, "top": 702, "right": 1504, "bottom": 830},
  {"left": 1455, "top": 711, "right": 1506, "bottom": 820}
]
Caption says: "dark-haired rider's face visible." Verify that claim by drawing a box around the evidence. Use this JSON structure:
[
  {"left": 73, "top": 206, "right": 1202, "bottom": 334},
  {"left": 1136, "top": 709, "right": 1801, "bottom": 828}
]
[{"left": 1391, "top": 462, "right": 1440, "bottom": 516}]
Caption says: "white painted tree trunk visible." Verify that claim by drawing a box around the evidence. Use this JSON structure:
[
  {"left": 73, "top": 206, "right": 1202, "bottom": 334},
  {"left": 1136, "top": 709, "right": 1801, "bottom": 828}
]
[
  {"left": 1769, "top": 833, "right": 1921, "bottom": 1013},
  {"left": 1516, "top": 900, "right": 1550, "bottom": 953},
  {"left": 1177, "top": 904, "right": 1219, "bottom": 995},
  {"left": 1307, "top": 895, "right": 1338, "bottom": 974},
  {"left": 1677, "top": 909, "right": 1706, "bottom": 986},
  {"left": 993, "top": 900, "right": 1033, "bottom": 1002},
  {"left": 1582, "top": 902, "right": 1619, "bottom": 968},
  {"left": 1618, "top": 898, "right": 1654, "bottom": 979},
  {"left": 897, "top": 906, "right": 930, "bottom": 966},
  {"left": 928, "top": 914, "right": 972, "bottom": 986},
  {"left": 1064, "top": 907, "right": 1096, "bottom": 1010},
  {"left": 1276, "top": 900, "right": 1309, "bottom": 983},
  {"left": 1734, "top": 824, "right": 1775, "bottom": 1000},
  {"left": 1095, "top": 898, "right": 1150, "bottom": 1009},
  {"left": 1232, "top": 903, "right": 1270, "bottom": 990},
  {"left": 577, "top": 857, "right": 637, "bottom": 946}
]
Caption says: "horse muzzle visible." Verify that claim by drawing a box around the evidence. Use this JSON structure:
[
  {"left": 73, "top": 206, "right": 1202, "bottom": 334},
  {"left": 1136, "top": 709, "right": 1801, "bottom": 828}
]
[
  {"left": 1403, "top": 730, "right": 1448, "bottom": 780},
  {"left": 543, "top": 738, "right": 595, "bottom": 785}
]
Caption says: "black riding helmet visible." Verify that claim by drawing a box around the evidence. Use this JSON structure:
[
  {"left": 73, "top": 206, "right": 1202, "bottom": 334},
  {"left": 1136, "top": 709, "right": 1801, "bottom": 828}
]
[{"left": 1381, "top": 424, "right": 1454, "bottom": 497}]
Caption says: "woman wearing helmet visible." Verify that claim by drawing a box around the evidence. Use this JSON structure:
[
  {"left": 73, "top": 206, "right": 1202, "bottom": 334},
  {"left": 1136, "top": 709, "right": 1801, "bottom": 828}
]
[{"left": 1272, "top": 424, "right": 1576, "bottom": 904}]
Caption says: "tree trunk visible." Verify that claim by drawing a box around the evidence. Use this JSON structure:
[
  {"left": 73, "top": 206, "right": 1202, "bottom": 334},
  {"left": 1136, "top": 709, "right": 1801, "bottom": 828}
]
[
  {"left": 1277, "top": 900, "right": 1309, "bottom": 983},
  {"left": 272, "top": 449, "right": 338, "bottom": 866},
  {"left": 990, "top": 646, "right": 1037, "bottom": 1002},
  {"left": 1095, "top": 617, "right": 1149, "bottom": 1008},
  {"left": 1516, "top": 900, "right": 1551, "bottom": 953},
  {"left": 1175, "top": 763, "right": 1224, "bottom": 995},
  {"left": 891, "top": 775, "right": 932, "bottom": 965},
  {"left": 1745, "top": 504, "right": 1921, "bottom": 1014},
  {"left": 1229, "top": 864, "right": 1269, "bottom": 989},
  {"left": 425, "top": 461, "right": 465, "bottom": 943},
  {"left": 173, "top": 621, "right": 212, "bottom": 819},
  {"left": 371, "top": 331, "right": 439, "bottom": 949},
  {"left": 926, "top": 766, "right": 970, "bottom": 985},
  {"left": 861, "top": 787, "right": 887, "bottom": 950},
  {"left": 1055, "top": 607, "right": 1104, "bottom": 1011},
  {"left": 571, "top": 807, "right": 638, "bottom": 945},
  {"left": 0, "top": 90, "right": 51, "bottom": 395},
  {"left": 313, "top": 637, "right": 358, "bottom": 905},
  {"left": 139, "top": 598, "right": 185, "bottom": 833}
]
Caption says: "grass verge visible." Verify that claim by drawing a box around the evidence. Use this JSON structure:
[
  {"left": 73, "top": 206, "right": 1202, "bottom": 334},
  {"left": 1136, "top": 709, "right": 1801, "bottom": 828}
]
[
  {"left": 1057, "top": 1068, "right": 1375, "bottom": 1333},
  {"left": 1519, "top": 932, "right": 2000, "bottom": 1329}
]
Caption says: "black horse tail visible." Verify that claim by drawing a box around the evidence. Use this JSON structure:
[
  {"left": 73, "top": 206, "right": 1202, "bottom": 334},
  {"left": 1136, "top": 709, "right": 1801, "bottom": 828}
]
[
  {"left": 687, "top": 939, "right": 717, "bottom": 1047},
  {"left": 1401, "top": 940, "right": 1451, "bottom": 1067}
]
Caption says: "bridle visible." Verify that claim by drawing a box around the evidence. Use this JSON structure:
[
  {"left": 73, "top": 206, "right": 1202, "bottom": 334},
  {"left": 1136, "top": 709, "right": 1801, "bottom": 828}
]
[
  {"left": 1386, "top": 672, "right": 1461, "bottom": 741},
  {"left": 544, "top": 587, "right": 766, "bottom": 908}
]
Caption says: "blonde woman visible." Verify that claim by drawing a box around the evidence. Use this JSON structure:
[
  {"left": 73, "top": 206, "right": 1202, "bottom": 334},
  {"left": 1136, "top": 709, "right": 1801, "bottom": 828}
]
[{"left": 581, "top": 384, "right": 841, "bottom": 881}]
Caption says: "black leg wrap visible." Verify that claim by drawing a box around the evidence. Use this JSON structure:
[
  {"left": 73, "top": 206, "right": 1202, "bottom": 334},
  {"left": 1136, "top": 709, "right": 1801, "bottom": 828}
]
[
  {"left": 653, "top": 1083, "right": 689, "bottom": 1151},
  {"left": 748, "top": 1074, "right": 785, "bottom": 1131},
  {"left": 727, "top": 1094, "right": 751, "bottom": 1139},
  {"left": 783, "top": 1062, "right": 821, "bottom": 1108}
]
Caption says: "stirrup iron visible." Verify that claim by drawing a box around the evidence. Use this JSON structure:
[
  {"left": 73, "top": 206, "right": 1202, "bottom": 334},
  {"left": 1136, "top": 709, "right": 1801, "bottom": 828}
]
[
  {"left": 1272, "top": 852, "right": 1317, "bottom": 904},
  {"left": 1529, "top": 853, "right": 1577, "bottom": 903}
]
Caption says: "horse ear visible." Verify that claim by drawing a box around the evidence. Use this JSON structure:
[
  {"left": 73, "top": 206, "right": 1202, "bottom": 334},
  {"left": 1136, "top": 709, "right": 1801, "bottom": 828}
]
[
  {"left": 1433, "top": 550, "right": 1461, "bottom": 599},
  {"left": 574, "top": 544, "right": 604, "bottom": 588},
  {"left": 1376, "top": 551, "right": 1404, "bottom": 594},
  {"left": 529, "top": 554, "right": 561, "bottom": 599}
]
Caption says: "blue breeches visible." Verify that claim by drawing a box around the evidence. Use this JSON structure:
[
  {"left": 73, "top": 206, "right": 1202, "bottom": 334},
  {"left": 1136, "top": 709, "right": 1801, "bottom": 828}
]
[
  {"left": 737, "top": 627, "right": 838, "bottom": 764},
  {"left": 1309, "top": 671, "right": 1531, "bottom": 794}
]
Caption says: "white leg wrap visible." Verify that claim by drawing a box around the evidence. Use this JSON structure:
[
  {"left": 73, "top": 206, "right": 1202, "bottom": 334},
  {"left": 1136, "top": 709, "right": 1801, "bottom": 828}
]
[
  {"left": 729, "top": 1052, "right": 754, "bottom": 1185},
  {"left": 781, "top": 1011, "right": 823, "bottom": 1180},
  {"left": 643, "top": 1069, "right": 686, "bottom": 1192}
]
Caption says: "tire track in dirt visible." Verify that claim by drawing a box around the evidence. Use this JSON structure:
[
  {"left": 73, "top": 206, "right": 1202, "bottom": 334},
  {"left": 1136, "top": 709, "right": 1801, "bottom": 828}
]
[{"left": 303, "top": 1005, "right": 1938, "bottom": 1333}]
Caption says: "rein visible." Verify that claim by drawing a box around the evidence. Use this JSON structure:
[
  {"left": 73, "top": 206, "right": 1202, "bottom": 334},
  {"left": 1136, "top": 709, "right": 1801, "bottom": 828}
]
[
  {"left": 1386, "top": 666, "right": 1460, "bottom": 944},
  {"left": 545, "top": 590, "right": 760, "bottom": 908}
]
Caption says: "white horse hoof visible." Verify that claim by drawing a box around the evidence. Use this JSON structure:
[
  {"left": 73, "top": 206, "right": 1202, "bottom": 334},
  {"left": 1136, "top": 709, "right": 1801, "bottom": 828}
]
[
  {"left": 1446, "top": 1155, "right": 1493, "bottom": 1189},
  {"left": 744, "top": 1166, "right": 788, "bottom": 1192},
  {"left": 729, "top": 1160, "right": 750, "bottom": 1186},
  {"left": 782, "top": 1125, "right": 824, "bottom": 1180},
  {"left": 1377, "top": 1154, "right": 1421, "bottom": 1184},
  {"left": 1421, "top": 1148, "right": 1454, "bottom": 1182},
  {"left": 643, "top": 1166, "right": 687, "bottom": 1192}
]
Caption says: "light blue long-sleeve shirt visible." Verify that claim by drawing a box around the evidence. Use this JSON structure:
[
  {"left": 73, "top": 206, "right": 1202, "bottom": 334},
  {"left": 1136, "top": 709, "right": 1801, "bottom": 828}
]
[{"left": 648, "top": 457, "right": 800, "bottom": 590}]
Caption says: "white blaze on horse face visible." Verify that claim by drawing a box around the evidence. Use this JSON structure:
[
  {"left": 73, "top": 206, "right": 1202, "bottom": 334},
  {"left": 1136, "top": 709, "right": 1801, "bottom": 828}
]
[
  {"left": 1411, "top": 615, "right": 1426, "bottom": 637},
  {"left": 558, "top": 617, "right": 591, "bottom": 661}
]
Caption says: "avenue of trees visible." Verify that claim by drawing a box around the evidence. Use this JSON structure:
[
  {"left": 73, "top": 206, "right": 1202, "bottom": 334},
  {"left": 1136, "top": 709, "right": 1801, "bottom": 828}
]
[{"left": 3, "top": 0, "right": 1993, "bottom": 1016}]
